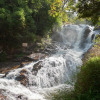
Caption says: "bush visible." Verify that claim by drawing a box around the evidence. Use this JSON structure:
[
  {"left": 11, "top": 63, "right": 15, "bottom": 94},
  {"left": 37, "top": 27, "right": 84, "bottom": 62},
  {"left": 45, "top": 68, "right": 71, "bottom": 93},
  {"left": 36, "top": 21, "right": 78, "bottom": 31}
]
[{"left": 75, "top": 57, "right": 100, "bottom": 100}]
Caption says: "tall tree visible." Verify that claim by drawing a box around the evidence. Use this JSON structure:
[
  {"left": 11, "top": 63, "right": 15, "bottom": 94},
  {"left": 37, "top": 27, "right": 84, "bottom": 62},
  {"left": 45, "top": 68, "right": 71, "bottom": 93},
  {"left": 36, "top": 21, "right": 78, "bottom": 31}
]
[
  {"left": 0, "top": 0, "right": 58, "bottom": 52},
  {"left": 76, "top": 0, "right": 100, "bottom": 25},
  {"left": 49, "top": 0, "right": 75, "bottom": 24},
  {"left": 0, "top": 0, "right": 75, "bottom": 53}
]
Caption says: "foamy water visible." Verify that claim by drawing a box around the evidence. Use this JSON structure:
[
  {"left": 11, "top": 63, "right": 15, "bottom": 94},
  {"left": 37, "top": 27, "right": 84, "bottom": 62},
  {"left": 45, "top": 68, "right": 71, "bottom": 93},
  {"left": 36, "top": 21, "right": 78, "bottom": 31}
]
[{"left": 0, "top": 25, "right": 94, "bottom": 100}]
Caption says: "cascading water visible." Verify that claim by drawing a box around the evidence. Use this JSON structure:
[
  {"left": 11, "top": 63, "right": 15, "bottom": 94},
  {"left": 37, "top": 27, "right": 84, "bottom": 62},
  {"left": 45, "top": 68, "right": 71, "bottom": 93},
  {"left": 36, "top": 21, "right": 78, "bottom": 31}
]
[{"left": 0, "top": 25, "right": 94, "bottom": 100}]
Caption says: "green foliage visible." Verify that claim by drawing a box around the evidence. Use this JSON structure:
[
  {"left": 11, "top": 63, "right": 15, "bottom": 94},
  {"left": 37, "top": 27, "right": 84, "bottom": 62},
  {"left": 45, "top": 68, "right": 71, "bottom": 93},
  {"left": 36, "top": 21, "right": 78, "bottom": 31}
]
[
  {"left": 73, "top": 17, "right": 92, "bottom": 25},
  {"left": 94, "top": 34, "right": 100, "bottom": 44},
  {"left": 0, "top": 0, "right": 64, "bottom": 53},
  {"left": 75, "top": 57, "right": 100, "bottom": 100},
  {"left": 49, "top": 0, "right": 75, "bottom": 25},
  {"left": 0, "top": 0, "right": 76, "bottom": 53},
  {"left": 76, "top": 0, "right": 100, "bottom": 25},
  {"left": 0, "top": 0, "right": 35, "bottom": 51}
]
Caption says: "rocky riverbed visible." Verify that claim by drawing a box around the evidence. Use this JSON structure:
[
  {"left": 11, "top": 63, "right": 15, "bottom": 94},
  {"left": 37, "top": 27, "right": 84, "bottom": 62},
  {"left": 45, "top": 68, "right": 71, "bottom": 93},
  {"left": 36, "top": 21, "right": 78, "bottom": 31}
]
[{"left": 0, "top": 52, "right": 47, "bottom": 74}]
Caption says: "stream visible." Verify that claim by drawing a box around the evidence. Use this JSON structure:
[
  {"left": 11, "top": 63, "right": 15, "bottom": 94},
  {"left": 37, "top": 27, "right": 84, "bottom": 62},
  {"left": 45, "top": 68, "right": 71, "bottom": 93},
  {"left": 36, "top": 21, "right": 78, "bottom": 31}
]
[{"left": 0, "top": 24, "right": 95, "bottom": 100}]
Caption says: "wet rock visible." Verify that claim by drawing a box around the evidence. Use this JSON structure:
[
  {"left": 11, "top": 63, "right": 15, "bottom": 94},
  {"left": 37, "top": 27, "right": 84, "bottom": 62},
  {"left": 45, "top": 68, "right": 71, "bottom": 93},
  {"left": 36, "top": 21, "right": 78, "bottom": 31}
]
[
  {"left": 26, "top": 53, "right": 47, "bottom": 61},
  {"left": 32, "top": 61, "right": 43, "bottom": 76},
  {"left": 15, "top": 74, "right": 28, "bottom": 86},
  {"left": 0, "top": 74, "right": 5, "bottom": 78},
  {"left": 32, "top": 61, "right": 43, "bottom": 72},
  {"left": 32, "top": 71, "right": 37, "bottom": 76},
  {"left": 15, "top": 74, "right": 26, "bottom": 81},
  {"left": 91, "top": 34, "right": 95, "bottom": 41},
  {"left": 0, "top": 89, "right": 8, "bottom": 100},
  {"left": 19, "top": 63, "right": 26, "bottom": 68},
  {"left": 23, "top": 56, "right": 34, "bottom": 62},
  {"left": 18, "top": 95, "right": 22, "bottom": 99},
  {"left": 18, "top": 62, "right": 31, "bottom": 68},
  {"left": 83, "top": 27, "right": 91, "bottom": 38},
  {"left": 17, "top": 95, "right": 28, "bottom": 99},
  {"left": 80, "top": 27, "right": 91, "bottom": 49},
  {"left": 3, "top": 71, "right": 10, "bottom": 77},
  {"left": 20, "top": 69, "right": 27, "bottom": 74}
]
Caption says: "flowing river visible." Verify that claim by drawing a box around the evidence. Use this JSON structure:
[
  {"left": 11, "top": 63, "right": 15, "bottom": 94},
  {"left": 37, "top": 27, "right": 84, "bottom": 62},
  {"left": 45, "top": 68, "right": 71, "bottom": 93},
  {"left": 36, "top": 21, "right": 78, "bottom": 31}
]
[{"left": 0, "top": 25, "right": 95, "bottom": 100}]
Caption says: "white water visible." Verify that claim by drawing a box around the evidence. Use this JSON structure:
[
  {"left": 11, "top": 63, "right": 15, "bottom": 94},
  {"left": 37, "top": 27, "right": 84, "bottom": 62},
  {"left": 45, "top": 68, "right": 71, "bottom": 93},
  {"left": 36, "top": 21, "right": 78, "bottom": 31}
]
[{"left": 0, "top": 25, "right": 94, "bottom": 100}]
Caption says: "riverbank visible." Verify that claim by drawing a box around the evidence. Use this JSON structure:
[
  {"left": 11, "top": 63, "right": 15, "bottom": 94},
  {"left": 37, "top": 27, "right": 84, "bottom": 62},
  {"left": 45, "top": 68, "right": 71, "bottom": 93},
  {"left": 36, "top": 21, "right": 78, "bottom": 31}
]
[{"left": 0, "top": 37, "right": 50, "bottom": 74}]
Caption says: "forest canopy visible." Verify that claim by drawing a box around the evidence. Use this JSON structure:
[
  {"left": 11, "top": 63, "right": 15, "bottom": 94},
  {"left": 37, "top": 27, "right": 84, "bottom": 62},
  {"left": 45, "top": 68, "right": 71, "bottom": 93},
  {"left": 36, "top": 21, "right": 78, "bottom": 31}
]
[{"left": 0, "top": 0, "right": 74, "bottom": 52}]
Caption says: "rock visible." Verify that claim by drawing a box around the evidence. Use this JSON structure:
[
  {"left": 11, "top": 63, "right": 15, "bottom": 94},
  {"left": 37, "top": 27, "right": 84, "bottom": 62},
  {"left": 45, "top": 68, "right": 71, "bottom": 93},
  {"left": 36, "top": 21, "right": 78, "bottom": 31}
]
[
  {"left": 19, "top": 63, "right": 26, "bottom": 68},
  {"left": 20, "top": 69, "right": 27, "bottom": 74},
  {"left": 0, "top": 74, "right": 5, "bottom": 78},
  {"left": 32, "top": 61, "right": 43, "bottom": 72},
  {"left": 15, "top": 74, "right": 28, "bottom": 86},
  {"left": 91, "top": 34, "right": 95, "bottom": 41},
  {"left": 83, "top": 27, "right": 91, "bottom": 38},
  {"left": 15, "top": 69, "right": 29, "bottom": 86},
  {"left": 32, "top": 71, "right": 37, "bottom": 76},
  {"left": 23, "top": 56, "right": 33, "bottom": 61},
  {"left": 0, "top": 89, "right": 8, "bottom": 100},
  {"left": 13, "top": 57, "right": 24, "bottom": 62},
  {"left": 80, "top": 27, "right": 91, "bottom": 49},
  {"left": 32, "top": 61, "right": 43, "bottom": 75},
  {"left": 26, "top": 53, "right": 47, "bottom": 61},
  {"left": 3, "top": 71, "right": 9, "bottom": 77},
  {"left": 15, "top": 74, "right": 26, "bottom": 81},
  {"left": 18, "top": 62, "right": 31, "bottom": 68}
]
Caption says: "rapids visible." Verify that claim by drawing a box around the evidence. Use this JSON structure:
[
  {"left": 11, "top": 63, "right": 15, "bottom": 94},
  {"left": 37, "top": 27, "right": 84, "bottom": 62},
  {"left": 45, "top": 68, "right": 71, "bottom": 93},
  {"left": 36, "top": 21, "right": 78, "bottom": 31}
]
[{"left": 0, "top": 25, "right": 95, "bottom": 100}]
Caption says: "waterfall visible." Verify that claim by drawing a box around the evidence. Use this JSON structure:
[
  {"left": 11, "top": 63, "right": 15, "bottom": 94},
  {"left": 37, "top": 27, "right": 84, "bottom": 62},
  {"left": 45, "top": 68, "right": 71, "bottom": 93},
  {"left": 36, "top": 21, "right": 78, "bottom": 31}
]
[{"left": 0, "top": 24, "right": 94, "bottom": 100}]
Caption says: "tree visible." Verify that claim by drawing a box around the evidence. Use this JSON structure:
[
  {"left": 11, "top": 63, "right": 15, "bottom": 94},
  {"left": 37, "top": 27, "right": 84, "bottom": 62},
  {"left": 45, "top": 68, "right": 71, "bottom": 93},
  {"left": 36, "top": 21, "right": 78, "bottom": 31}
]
[
  {"left": 0, "top": 0, "right": 36, "bottom": 52},
  {"left": 76, "top": 0, "right": 100, "bottom": 25},
  {"left": 49, "top": 0, "right": 75, "bottom": 24},
  {"left": 0, "top": 0, "right": 59, "bottom": 53},
  {"left": 0, "top": 0, "right": 75, "bottom": 53}
]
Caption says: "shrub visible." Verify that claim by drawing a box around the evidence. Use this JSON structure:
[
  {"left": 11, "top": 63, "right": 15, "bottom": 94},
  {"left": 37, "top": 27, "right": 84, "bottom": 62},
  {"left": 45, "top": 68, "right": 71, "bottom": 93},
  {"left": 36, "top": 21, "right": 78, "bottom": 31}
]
[{"left": 75, "top": 57, "right": 100, "bottom": 100}]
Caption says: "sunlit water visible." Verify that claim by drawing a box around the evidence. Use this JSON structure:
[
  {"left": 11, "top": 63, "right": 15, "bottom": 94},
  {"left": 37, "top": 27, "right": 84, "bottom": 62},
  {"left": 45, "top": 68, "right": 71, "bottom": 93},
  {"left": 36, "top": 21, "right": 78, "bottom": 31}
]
[{"left": 0, "top": 25, "right": 95, "bottom": 100}]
